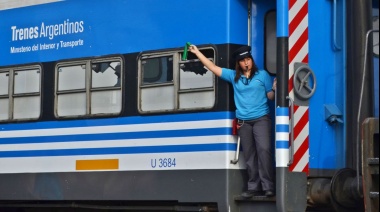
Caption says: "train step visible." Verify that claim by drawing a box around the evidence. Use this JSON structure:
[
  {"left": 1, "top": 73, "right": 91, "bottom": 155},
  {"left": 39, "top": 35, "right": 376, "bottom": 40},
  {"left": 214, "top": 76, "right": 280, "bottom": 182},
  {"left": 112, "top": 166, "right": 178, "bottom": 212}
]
[
  {"left": 233, "top": 195, "right": 276, "bottom": 212},
  {"left": 369, "top": 192, "right": 379, "bottom": 198},
  {"left": 368, "top": 158, "right": 379, "bottom": 175},
  {"left": 367, "top": 158, "right": 379, "bottom": 165},
  {"left": 234, "top": 195, "right": 276, "bottom": 202}
]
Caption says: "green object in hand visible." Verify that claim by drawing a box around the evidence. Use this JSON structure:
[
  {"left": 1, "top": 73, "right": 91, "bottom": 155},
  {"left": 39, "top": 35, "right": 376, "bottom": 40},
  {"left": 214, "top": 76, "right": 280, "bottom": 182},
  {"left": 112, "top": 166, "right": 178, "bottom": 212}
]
[{"left": 182, "top": 42, "right": 191, "bottom": 60}]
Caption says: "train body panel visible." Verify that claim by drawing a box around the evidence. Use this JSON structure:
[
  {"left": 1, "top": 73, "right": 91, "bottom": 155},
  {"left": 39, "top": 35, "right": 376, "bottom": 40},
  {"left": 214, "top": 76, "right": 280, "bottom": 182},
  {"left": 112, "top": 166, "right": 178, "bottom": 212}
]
[
  {"left": 0, "top": 112, "right": 240, "bottom": 173},
  {"left": 0, "top": 0, "right": 247, "bottom": 66},
  {"left": 307, "top": 0, "right": 346, "bottom": 172}
]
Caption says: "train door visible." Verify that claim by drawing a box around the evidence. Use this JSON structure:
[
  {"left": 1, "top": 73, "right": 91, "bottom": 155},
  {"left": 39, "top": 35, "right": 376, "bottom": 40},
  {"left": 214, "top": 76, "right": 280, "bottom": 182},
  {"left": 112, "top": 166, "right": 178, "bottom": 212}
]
[
  {"left": 241, "top": 1, "right": 309, "bottom": 211},
  {"left": 233, "top": 1, "right": 279, "bottom": 212}
]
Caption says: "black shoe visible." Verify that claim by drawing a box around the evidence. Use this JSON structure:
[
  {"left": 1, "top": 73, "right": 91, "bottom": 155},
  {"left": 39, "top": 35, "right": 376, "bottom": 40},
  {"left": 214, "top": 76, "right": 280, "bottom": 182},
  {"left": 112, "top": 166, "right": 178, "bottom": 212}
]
[
  {"left": 241, "top": 190, "right": 263, "bottom": 198},
  {"left": 265, "top": 190, "right": 275, "bottom": 197}
]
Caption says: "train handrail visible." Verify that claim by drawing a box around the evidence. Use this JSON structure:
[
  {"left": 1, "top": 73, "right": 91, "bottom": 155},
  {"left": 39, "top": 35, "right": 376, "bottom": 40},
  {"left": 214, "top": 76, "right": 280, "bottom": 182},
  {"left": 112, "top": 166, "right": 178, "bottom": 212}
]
[
  {"left": 287, "top": 96, "right": 295, "bottom": 166},
  {"left": 356, "top": 29, "right": 379, "bottom": 197},
  {"left": 230, "top": 136, "right": 240, "bottom": 164}
]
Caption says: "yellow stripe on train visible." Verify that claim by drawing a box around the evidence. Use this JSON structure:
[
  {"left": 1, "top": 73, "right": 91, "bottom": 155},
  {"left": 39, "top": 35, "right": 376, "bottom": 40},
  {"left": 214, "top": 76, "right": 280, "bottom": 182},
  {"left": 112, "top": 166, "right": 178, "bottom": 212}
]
[{"left": 76, "top": 159, "right": 119, "bottom": 170}]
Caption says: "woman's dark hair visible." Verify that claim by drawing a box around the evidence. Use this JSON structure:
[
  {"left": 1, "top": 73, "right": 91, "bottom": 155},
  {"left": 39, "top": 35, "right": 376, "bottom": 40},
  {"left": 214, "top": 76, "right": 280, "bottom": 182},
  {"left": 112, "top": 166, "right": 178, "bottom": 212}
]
[{"left": 234, "top": 56, "right": 258, "bottom": 83}]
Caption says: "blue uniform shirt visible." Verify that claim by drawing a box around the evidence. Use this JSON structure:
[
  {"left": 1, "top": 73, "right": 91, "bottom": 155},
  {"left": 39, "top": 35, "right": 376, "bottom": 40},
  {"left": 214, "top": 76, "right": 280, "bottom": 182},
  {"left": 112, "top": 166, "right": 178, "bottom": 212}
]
[{"left": 220, "top": 68, "right": 272, "bottom": 120}]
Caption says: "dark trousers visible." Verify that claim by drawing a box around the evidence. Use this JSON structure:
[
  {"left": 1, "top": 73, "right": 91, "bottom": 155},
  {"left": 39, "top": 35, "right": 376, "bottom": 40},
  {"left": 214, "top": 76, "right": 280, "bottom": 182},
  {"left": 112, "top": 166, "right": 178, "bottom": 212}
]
[{"left": 238, "top": 114, "right": 275, "bottom": 191}]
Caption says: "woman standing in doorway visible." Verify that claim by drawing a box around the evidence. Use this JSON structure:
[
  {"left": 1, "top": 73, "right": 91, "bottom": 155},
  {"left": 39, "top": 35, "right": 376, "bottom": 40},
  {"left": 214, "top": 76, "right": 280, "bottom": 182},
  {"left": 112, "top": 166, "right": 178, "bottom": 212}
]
[{"left": 189, "top": 44, "right": 276, "bottom": 198}]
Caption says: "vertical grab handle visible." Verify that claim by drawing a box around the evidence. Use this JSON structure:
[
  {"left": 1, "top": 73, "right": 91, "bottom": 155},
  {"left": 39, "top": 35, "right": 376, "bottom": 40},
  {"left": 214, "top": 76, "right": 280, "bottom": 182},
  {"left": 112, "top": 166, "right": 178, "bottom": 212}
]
[
  {"left": 231, "top": 118, "right": 240, "bottom": 164},
  {"left": 230, "top": 136, "right": 240, "bottom": 164},
  {"left": 332, "top": 0, "right": 342, "bottom": 51},
  {"left": 287, "top": 96, "right": 295, "bottom": 166}
]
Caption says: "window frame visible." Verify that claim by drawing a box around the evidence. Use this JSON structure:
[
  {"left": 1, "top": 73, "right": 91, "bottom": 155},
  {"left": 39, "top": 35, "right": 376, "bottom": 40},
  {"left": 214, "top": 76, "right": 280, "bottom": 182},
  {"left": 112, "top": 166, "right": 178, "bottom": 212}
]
[
  {"left": 137, "top": 46, "right": 216, "bottom": 114},
  {"left": 54, "top": 56, "right": 123, "bottom": 119},
  {"left": 0, "top": 65, "right": 42, "bottom": 122}
]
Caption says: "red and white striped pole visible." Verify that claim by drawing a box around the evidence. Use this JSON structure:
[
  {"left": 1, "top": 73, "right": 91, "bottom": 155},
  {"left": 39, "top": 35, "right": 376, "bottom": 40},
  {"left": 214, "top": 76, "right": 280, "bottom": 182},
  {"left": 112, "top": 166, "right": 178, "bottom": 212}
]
[{"left": 288, "top": 0, "right": 310, "bottom": 175}]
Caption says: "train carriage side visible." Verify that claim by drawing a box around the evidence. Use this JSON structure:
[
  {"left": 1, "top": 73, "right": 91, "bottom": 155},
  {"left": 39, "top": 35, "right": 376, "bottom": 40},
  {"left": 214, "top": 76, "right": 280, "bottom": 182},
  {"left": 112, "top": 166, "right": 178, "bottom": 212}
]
[
  {"left": 0, "top": 0, "right": 379, "bottom": 211},
  {"left": 0, "top": 1, "right": 255, "bottom": 211}
]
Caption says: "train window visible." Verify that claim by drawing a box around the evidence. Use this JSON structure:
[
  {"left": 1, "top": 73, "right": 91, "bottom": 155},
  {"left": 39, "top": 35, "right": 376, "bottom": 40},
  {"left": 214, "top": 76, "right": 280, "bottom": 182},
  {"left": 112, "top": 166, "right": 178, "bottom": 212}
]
[
  {"left": 179, "top": 61, "right": 213, "bottom": 89},
  {"left": 142, "top": 56, "right": 173, "bottom": 84},
  {"left": 265, "top": 10, "right": 277, "bottom": 74},
  {"left": 139, "top": 54, "right": 175, "bottom": 112},
  {"left": 179, "top": 57, "right": 215, "bottom": 109},
  {"left": 14, "top": 69, "right": 40, "bottom": 94},
  {"left": 0, "top": 70, "right": 10, "bottom": 121},
  {"left": 0, "top": 65, "right": 41, "bottom": 122},
  {"left": 0, "top": 71, "right": 9, "bottom": 95},
  {"left": 55, "top": 57, "right": 122, "bottom": 118},
  {"left": 58, "top": 64, "right": 86, "bottom": 91},
  {"left": 92, "top": 61, "right": 120, "bottom": 87},
  {"left": 138, "top": 47, "right": 215, "bottom": 113},
  {"left": 0, "top": 100, "right": 8, "bottom": 120},
  {"left": 91, "top": 61, "right": 122, "bottom": 114},
  {"left": 13, "top": 69, "right": 41, "bottom": 119}
]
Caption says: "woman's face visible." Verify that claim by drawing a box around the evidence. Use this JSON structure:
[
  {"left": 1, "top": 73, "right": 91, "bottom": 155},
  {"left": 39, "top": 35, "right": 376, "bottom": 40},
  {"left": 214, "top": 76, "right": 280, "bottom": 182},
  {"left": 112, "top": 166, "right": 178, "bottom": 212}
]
[{"left": 238, "top": 57, "right": 252, "bottom": 71}]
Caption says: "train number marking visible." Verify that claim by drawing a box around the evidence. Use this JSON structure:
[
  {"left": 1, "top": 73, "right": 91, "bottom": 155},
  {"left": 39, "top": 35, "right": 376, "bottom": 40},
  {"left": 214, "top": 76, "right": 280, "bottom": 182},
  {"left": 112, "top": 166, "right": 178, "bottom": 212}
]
[{"left": 150, "top": 158, "right": 176, "bottom": 168}]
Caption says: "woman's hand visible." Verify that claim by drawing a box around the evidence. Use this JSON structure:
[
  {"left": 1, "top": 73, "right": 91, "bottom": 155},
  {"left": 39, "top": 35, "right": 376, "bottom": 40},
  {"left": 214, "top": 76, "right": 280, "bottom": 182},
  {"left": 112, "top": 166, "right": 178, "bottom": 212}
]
[
  {"left": 267, "top": 77, "right": 276, "bottom": 100},
  {"left": 272, "top": 78, "right": 277, "bottom": 91},
  {"left": 189, "top": 44, "right": 199, "bottom": 54}
]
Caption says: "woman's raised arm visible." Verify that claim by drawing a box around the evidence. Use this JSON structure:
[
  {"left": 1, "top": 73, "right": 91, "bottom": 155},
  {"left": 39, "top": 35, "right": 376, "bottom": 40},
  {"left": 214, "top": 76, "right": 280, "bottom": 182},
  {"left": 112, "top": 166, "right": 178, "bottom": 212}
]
[{"left": 189, "top": 45, "right": 222, "bottom": 77}]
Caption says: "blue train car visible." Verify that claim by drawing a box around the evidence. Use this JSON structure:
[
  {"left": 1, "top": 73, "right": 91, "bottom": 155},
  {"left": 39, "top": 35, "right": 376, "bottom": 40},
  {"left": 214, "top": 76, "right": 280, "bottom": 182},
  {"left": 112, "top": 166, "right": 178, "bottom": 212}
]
[{"left": 0, "top": 0, "right": 378, "bottom": 211}]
